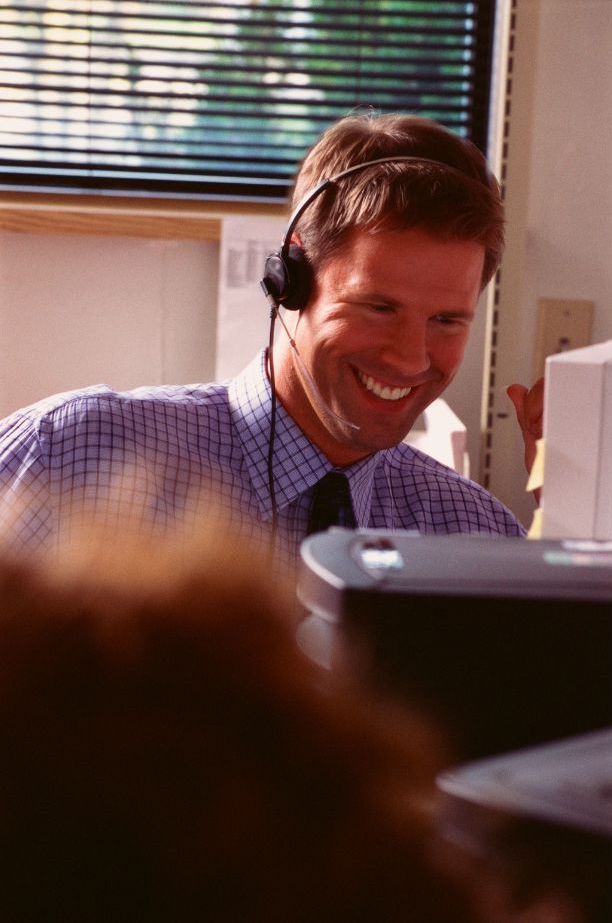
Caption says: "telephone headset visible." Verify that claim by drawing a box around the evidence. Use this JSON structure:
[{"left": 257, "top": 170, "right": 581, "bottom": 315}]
[{"left": 259, "top": 154, "right": 486, "bottom": 544}]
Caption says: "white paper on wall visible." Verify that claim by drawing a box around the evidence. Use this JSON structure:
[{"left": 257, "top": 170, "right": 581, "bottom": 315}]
[{"left": 215, "top": 214, "right": 287, "bottom": 381}]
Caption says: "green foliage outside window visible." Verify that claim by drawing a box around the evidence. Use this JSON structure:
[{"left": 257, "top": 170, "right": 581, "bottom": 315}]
[{"left": 0, "top": 1, "right": 495, "bottom": 197}]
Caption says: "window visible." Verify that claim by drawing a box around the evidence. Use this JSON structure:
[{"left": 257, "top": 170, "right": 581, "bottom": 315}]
[{"left": 0, "top": 1, "right": 497, "bottom": 200}]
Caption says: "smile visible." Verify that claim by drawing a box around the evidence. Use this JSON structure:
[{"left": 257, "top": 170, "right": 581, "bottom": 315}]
[{"left": 356, "top": 370, "right": 413, "bottom": 402}]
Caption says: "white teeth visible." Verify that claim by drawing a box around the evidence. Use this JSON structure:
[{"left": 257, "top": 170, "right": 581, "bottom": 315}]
[{"left": 358, "top": 371, "right": 412, "bottom": 401}]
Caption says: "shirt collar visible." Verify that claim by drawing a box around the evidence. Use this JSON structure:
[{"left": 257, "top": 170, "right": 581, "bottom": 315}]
[{"left": 228, "top": 350, "right": 380, "bottom": 524}]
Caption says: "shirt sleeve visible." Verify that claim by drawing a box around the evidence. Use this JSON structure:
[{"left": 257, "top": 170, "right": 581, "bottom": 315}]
[
  {"left": 380, "top": 445, "right": 527, "bottom": 538},
  {"left": 0, "top": 409, "right": 57, "bottom": 551}
]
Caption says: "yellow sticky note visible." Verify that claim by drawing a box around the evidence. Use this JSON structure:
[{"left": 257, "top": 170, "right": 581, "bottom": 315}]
[
  {"left": 526, "top": 438, "right": 545, "bottom": 493},
  {"left": 527, "top": 506, "right": 543, "bottom": 539}
]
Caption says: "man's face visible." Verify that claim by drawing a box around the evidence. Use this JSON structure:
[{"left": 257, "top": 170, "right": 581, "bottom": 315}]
[{"left": 273, "top": 226, "right": 485, "bottom": 466}]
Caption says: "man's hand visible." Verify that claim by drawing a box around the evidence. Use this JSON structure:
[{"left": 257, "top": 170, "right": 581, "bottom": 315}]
[{"left": 507, "top": 378, "right": 544, "bottom": 499}]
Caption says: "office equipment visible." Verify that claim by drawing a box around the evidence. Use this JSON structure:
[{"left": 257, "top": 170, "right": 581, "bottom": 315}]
[
  {"left": 298, "top": 529, "right": 612, "bottom": 761},
  {"left": 439, "top": 726, "right": 612, "bottom": 838},
  {"left": 437, "top": 728, "right": 612, "bottom": 922}
]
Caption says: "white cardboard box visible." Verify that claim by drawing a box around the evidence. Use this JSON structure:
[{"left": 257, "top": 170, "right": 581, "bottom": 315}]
[
  {"left": 404, "top": 399, "right": 469, "bottom": 477},
  {"left": 542, "top": 340, "right": 612, "bottom": 540}
]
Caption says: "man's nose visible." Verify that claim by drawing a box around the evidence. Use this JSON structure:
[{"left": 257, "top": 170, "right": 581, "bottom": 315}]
[{"left": 380, "top": 323, "right": 431, "bottom": 375}]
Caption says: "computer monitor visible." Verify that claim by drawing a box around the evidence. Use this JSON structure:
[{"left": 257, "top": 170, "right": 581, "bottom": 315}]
[
  {"left": 298, "top": 530, "right": 612, "bottom": 762},
  {"left": 542, "top": 339, "right": 612, "bottom": 540}
]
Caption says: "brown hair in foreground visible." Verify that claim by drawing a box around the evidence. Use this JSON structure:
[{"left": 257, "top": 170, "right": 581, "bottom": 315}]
[
  {"left": 292, "top": 111, "right": 505, "bottom": 288},
  {"left": 0, "top": 524, "right": 485, "bottom": 923}
]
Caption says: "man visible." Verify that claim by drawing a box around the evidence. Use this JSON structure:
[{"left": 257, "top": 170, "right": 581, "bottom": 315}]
[{"left": 0, "top": 114, "right": 537, "bottom": 573}]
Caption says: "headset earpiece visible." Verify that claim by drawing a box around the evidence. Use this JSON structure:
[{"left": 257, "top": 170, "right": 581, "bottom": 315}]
[{"left": 261, "top": 244, "right": 313, "bottom": 311}]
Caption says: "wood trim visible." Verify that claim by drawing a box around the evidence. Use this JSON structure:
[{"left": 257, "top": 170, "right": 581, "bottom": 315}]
[{"left": 0, "top": 192, "right": 287, "bottom": 241}]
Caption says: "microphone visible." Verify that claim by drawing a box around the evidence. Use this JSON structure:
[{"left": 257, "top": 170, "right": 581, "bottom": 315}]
[{"left": 275, "top": 307, "right": 360, "bottom": 433}]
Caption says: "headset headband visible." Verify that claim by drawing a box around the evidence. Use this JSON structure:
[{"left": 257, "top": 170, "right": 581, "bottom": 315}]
[
  {"left": 280, "top": 155, "right": 481, "bottom": 258},
  {"left": 261, "top": 153, "right": 492, "bottom": 312}
]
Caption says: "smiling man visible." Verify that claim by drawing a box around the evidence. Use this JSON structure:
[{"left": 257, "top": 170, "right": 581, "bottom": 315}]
[
  {"left": 273, "top": 226, "right": 484, "bottom": 465},
  {"left": 0, "top": 113, "right": 527, "bottom": 572},
  {"left": 261, "top": 113, "right": 526, "bottom": 557}
]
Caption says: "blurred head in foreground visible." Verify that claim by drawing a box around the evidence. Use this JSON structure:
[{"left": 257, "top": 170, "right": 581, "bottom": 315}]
[
  {"left": 0, "top": 522, "right": 483, "bottom": 923},
  {"left": 0, "top": 521, "right": 589, "bottom": 923}
]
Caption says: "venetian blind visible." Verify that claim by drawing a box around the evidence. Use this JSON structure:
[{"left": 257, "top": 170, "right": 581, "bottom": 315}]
[{"left": 0, "top": 0, "right": 496, "bottom": 199}]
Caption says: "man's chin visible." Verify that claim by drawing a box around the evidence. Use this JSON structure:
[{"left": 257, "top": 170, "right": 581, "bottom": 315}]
[
  {"left": 354, "top": 418, "right": 422, "bottom": 452},
  {"left": 311, "top": 400, "right": 423, "bottom": 462},
  {"left": 325, "top": 426, "right": 414, "bottom": 462}
]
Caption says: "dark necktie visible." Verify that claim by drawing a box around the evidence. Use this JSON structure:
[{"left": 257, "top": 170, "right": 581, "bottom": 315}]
[{"left": 306, "top": 471, "right": 356, "bottom": 535}]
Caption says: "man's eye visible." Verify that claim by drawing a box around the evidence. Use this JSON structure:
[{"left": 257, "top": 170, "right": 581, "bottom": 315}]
[
  {"left": 434, "top": 314, "right": 468, "bottom": 328},
  {"left": 369, "top": 303, "right": 394, "bottom": 314}
]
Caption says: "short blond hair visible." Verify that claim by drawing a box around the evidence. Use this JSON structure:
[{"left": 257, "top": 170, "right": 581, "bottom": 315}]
[{"left": 292, "top": 113, "right": 504, "bottom": 288}]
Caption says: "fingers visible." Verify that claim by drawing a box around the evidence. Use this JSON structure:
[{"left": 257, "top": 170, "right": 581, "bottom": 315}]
[
  {"left": 523, "top": 377, "right": 544, "bottom": 436},
  {"left": 506, "top": 383, "right": 528, "bottom": 430},
  {"left": 506, "top": 380, "right": 545, "bottom": 480},
  {"left": 506, "top": 379, "right": 544, "bottom": 437}
]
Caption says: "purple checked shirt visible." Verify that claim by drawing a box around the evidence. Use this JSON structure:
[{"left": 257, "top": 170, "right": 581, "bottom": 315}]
[{"left": 0, "top": 350, "right": 525, "bottom": 573}]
